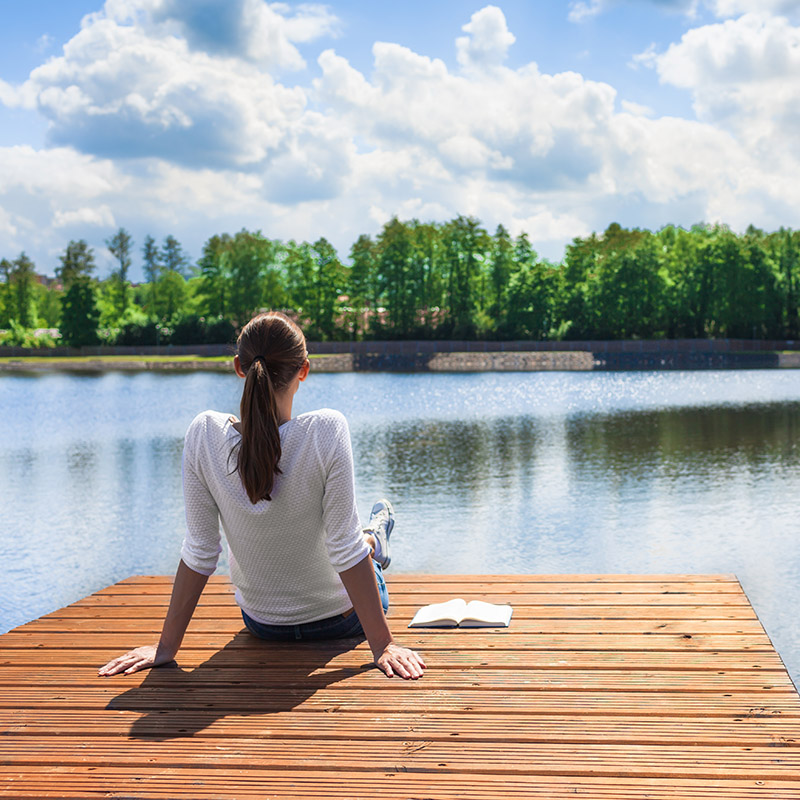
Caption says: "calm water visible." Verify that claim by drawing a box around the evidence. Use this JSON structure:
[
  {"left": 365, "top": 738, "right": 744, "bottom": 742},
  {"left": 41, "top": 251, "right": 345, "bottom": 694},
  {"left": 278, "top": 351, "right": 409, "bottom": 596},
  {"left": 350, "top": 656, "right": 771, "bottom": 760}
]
[{"left": 2, "top": 369, "right": 799, "bottom": 684}]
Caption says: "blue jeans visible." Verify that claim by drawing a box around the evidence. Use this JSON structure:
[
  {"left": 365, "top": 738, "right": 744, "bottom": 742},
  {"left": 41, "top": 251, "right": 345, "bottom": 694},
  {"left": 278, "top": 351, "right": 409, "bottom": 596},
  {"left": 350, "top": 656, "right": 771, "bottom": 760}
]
[{"left": 241, "top": 559, "right": 389, "bottom": 641}]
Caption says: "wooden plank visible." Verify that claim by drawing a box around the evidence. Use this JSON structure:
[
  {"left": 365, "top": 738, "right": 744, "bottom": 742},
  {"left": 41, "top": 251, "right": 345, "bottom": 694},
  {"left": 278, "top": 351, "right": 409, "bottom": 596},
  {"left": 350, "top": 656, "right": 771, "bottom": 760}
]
[
  {"left": 97, "top": 581, "right": 747, "bottom": 595},
  {"left": 0, "top": 630, "right": 777, "bottom": 651},
  {"left": 3, "top": 687, "right": 798, "bottom": 716},
  {"left": 4, "top": 736, "right": 799, "bottom": 780},
  {"left": 41, "top": 603, "right": 760, "bottom": 620},
  {"left": 0, "top": 647, "right": 785, "bottom": 671},
  {"left": 4, "top": 709, "right": 800, "bottom": 747},
  {"left": 70, "top": 591, "right": 755, "bottom": 606},
  {"left": 15, "top": 617, "right": 769, "bottom": 635},
  {"left": 0, "top": 768, "right": 796, "bottom": 800},
  {"left": 118, "top": 573, "right": 741, "bottom": 584},
  {"left": 0, "top": 667, "right": 794, "bottom": 692}
]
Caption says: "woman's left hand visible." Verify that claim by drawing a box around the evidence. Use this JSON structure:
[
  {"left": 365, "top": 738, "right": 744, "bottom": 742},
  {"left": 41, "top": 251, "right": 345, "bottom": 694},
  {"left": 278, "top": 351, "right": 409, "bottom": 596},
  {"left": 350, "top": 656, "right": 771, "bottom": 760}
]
[
  {"left": 98, "top": 643, "right": 177, "bottom": 676},
  {"left": 375, "top": 643, "right": 426, "bottom": 679}
]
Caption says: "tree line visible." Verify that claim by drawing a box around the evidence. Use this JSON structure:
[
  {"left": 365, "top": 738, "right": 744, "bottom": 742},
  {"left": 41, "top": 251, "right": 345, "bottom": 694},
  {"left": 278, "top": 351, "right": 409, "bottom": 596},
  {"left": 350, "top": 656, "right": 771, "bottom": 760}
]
[{"left": 1, "top": 217, "right": 799, "bottom": 347}]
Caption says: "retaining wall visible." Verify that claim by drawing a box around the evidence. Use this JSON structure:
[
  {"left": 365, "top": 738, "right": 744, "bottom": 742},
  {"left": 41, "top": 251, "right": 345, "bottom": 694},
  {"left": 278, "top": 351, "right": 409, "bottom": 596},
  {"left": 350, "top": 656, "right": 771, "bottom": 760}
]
[{"left": 3, "top": 339, "right": 800, "bottom": 372}]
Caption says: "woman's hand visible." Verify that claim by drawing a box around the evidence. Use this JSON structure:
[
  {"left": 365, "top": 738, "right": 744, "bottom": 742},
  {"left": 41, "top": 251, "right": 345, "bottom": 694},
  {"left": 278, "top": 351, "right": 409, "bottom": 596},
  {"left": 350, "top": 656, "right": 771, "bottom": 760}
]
[
  {"left": 375, "top": 642, "right": 426, "bottom": 679},
  {"left": 97, "top": 561, "right": 209, "bottom": 678},
  {"left": 98, "top": 643, "right": 176, "bottom": 677},
  {"left": 338, "top": 556, "right": 426, "bottom": 679}
]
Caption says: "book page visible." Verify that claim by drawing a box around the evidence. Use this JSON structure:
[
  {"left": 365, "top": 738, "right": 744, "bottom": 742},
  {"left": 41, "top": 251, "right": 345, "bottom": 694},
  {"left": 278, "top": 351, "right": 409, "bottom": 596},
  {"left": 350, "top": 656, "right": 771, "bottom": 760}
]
[
  {"left": 460, "top": 600, "right": 513, "bottom": 627},
  {"left": 408, "top": 598, "right": 467, "bottom": 627}
]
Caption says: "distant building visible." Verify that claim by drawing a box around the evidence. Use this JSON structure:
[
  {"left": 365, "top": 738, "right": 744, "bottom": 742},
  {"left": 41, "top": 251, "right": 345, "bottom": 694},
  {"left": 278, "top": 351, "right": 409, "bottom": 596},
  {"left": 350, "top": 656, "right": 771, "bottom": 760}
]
[{"left": 35, "top": 274, "right": 63, "bottom": 291}]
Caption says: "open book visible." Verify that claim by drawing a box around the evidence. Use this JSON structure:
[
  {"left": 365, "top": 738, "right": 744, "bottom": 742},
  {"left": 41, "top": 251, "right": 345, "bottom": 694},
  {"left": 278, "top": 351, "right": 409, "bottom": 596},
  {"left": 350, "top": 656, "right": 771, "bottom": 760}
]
[{"left": 408, "top": 599, "right": 513, "bottom": 628}]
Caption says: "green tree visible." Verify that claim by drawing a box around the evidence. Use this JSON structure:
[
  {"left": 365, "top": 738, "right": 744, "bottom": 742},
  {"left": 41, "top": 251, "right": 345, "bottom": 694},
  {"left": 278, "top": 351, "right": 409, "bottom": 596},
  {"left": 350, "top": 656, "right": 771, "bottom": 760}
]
[
  {"left": 311, "top": 237, "right": 345, "bottom": 340},
  {"left": 348, "top": 234, "right": 377, "bottom": 338},
  {"left": 106, "top": 228, "right": 133, "bottom": 319},
  {"left": 57, "top": 240, "right": 95, "bottom": 289},
  {"left": 0, "top": 258, "right": 11, "bottom": 327},
  {"left": 142, "top": 235, "right": 162, "bottom": 315},
  {"left": 34, "top": 282, "right": 63, "bottom": 328},
  {"left": 586, "top": 235, "right": 667, "bottom": 339},
  {"left": 60, "top": 277, "right": 101, "bottom": 347},
  {"left": 440, "top": 216, "right": 490, "bottom": 338},
  {"left": 506, "top": 258, "right": 558, "bottom": 340},
  {"left": 9, "top": 253, "right": 36, "bottom": 328},
  {"left": 161, "top": 235, "right": 190, "bottom": 276},
  {"left": 284, "top": 240, "right": 316, "bottom": 327},
  {"left": 227, "top": 230, "right": 281, "bottom": 324},
  {"left": 772, "top": 228, "right": 800, "bottom": 338},
  {"left": 411, "top": 221, "right": 443, "bottom": 332},
  {"left": 558, "top": 234, "right": 598, "bottom": 339},
  {"left": 153, "top": 269, "right": 188, "bottom": 321},
  {"left": 488, "top": 225, "right": 514, "bottom": 333},
  {"left": 376, "top": 218, "right": 414, "bottom": 337},
  {"left": 197, "top": 234, "right": 232, "bottom": 318}
]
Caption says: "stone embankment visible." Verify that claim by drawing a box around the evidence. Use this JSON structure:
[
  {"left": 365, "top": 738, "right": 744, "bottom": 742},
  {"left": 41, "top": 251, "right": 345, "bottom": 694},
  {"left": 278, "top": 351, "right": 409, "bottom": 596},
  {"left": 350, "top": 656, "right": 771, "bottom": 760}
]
[{"left": 2, "top": 339, "right": 800, "bottom": 372}]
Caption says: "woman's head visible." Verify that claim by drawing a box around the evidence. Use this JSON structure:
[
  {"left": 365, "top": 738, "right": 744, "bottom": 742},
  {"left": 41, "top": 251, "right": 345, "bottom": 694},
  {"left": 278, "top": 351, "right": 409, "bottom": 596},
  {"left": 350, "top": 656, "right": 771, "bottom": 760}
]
[{"left": 235, "top": 312, "right": 308, "bottom": 503}]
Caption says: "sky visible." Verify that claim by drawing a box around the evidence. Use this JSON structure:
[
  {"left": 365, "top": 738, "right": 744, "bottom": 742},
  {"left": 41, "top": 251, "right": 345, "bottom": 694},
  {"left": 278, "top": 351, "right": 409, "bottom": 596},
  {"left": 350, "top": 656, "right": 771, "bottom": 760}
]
[{"left": 1, "top": 0, "right": 800, "bottom": 281}]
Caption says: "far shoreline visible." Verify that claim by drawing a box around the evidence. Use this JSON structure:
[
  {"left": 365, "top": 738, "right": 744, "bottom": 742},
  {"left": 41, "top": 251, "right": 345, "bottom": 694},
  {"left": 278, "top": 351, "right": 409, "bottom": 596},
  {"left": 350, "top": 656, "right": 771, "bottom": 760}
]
[{"left": 3, "top": 349, "right": 800, "bottom": 373}]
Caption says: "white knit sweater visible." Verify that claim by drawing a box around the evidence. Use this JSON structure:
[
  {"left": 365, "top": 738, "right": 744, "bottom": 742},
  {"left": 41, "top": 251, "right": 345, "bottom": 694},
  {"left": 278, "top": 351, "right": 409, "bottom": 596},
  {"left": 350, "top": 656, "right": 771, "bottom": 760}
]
[{"left": 180, "top": 408, "right": 370, "bottom": 624}]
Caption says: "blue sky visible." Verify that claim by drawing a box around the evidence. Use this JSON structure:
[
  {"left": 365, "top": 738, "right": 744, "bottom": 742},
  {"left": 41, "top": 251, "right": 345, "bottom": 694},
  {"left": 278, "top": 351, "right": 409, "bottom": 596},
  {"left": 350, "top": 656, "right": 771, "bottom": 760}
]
[{"left": 1, "top": 0, "right": 799, "bottom": 280}]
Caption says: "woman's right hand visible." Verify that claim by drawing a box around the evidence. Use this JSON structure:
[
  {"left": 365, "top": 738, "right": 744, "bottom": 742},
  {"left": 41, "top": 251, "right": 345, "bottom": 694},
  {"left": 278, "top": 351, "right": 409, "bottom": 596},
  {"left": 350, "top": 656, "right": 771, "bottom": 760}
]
[
  {"left": 375, "top": 642, "right": 426, "bottom": 679},
  {"left": 98, "top": 643, "right": 176, "bottom": 677}
]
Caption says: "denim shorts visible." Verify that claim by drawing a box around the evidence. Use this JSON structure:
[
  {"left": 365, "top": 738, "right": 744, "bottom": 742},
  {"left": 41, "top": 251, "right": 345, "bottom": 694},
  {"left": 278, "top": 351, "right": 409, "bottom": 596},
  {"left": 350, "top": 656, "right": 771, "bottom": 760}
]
[{"left": 241, "top": 559, "right": 389, "bottom": 642}]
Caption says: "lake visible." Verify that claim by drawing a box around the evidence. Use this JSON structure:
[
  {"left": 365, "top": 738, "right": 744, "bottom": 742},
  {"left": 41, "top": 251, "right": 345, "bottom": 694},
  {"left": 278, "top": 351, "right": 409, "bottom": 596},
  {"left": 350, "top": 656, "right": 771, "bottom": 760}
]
[{"left": 2, "top": 368, "right": 799, "bottom": 685}]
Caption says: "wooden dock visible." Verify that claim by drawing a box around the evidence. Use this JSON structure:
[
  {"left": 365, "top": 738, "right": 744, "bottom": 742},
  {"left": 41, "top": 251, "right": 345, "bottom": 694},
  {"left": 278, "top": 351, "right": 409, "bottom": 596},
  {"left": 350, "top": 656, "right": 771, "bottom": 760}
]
[{"left": 1, "top": 574, "right": 799, "bottom": 798}]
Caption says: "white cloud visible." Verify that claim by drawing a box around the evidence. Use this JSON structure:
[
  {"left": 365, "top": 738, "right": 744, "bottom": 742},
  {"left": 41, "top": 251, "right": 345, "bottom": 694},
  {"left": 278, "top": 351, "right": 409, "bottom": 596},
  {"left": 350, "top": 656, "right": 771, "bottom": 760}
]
[
  {"left": 647, "top": 13, "right": 800, "bottom": 159},
  {"left": 712, "top": 0, "right": 800, "bottom": 16},
  {"left": 19, "top": 13, "right": 307, "bottom": 168},
  {"left": 568, "top": 0, "right": 604, "bottom": 22},
  {"left": 620, "top": 100, "right": 655, "bottom": 116},
  {"left": 568, "top": 0, "right": 700, "bottom": 22},
  {"left": 53, "top": 206, "right": 116, "bottom": 228},
  {"left": 151, "top": 0, "right": 338, "bottom": 70},
  {"left": 0, "top": 0, "right": 340, "bottom": 173},
  {"left": 0, "top": 146, "right": 119, "bottom": 198},
  {"left": 316, "top": 49, "right": 376, "bottom": 107},
  {"left": 0, "top": 207, "right": 17, "bottom": 238},
  {"left": 317, "top": 38, "right": 618, "bottom": 191},
  {"left": 511, "top": 209, "right": 592, "bottom": 245},
  {"left": 456, "top": 5, "right": 516, "bottom": 71},
  {"left": 629, "top": 43, "right": 659, "bottom": 70},
  {"left": 35, "top": 34, "right": 54, "bottom": 53},
  {"left": 0, "top": 79, "right": 17, "bottom": 107},
  {"left": 568, "top": 0, "right": 800, "bottom": 21}
]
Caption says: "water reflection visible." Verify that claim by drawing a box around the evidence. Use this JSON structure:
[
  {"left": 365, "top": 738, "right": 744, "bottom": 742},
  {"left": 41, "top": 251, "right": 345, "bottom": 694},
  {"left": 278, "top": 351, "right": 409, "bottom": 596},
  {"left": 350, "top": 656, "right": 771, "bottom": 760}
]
[{"left": 1, "top": 371, "right": 800, "bottom": 687}]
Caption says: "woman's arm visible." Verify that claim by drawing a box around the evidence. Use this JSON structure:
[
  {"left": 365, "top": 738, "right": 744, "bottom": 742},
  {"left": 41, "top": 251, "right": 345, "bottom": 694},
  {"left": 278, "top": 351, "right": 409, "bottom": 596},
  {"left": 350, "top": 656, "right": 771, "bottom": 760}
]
[
  {"left": 339, "top": 555, "right": 425, "bottom": 679},
  {"left": 98, "top": 559, "right": 209, "bottom": 676}
]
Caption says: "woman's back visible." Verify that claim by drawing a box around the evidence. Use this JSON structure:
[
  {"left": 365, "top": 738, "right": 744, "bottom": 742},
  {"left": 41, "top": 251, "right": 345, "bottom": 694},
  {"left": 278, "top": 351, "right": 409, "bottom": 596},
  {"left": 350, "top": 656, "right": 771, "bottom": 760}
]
[{"left": 181, "top": 407, "right": 369, "bottom": 625}]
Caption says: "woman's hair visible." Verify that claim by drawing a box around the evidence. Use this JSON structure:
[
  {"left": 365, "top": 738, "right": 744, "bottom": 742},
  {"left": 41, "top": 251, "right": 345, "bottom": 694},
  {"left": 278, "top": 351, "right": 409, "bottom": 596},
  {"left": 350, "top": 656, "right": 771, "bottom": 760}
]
[{"left": 235, "top": 312, "right": 307, "bottom": 503}]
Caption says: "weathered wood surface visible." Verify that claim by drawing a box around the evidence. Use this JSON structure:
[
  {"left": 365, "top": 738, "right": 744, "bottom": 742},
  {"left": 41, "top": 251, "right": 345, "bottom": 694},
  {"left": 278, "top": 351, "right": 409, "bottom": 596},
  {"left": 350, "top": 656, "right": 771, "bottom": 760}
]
[{"left": 1, "top": 574, "right": 797, "bottom": 799}]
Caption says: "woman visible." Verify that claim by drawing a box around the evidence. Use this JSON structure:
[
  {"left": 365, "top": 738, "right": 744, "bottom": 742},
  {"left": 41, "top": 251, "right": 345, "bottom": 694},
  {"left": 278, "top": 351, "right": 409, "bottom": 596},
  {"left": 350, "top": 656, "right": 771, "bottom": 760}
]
[{"left": 99, "top": 312, "right": 425, "bottom": 680}]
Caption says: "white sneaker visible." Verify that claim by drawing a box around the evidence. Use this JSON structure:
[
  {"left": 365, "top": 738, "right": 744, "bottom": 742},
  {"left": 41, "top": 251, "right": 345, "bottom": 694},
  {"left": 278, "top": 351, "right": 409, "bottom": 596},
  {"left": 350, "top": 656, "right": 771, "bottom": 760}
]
[{"left": 364, "top": 499, "right": 394, "bottom": 569}]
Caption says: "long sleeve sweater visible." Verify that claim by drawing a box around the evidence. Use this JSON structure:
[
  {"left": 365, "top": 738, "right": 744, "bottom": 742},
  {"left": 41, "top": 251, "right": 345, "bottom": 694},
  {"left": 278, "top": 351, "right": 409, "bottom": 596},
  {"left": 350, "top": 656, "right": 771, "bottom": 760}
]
[{"left": 180, "top": 407, "right": 370, "bottom": 625}]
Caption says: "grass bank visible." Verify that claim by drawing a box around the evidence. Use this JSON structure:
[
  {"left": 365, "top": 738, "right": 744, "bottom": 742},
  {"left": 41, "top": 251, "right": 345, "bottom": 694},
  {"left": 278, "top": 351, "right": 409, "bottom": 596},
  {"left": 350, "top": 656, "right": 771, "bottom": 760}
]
[{"left": 0, "top": 353, "right": 340, "bottom": 373}]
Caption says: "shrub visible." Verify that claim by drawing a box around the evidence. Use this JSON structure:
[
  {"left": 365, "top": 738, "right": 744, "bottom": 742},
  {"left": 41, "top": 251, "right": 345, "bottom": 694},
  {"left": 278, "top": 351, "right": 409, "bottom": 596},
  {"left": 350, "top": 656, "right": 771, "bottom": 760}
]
[
  {"left": 114, "top": 320, "right": 168, "bottom": 346},
  {"left": 0, "top": 321, "right": 60, "bottom": 349},
  {"left": 205, "top": 316, "right": 236, "bottom": 344},
  {"left": 170, "top": 314, "right": 207, "bottom": 345}
]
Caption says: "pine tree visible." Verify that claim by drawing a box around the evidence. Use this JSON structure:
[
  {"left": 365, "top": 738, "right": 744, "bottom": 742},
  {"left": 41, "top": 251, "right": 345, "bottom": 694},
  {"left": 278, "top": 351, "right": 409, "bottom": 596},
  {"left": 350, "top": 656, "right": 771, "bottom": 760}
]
[{"left": 60, "top": 277, "right": 100, "bottom": 347}]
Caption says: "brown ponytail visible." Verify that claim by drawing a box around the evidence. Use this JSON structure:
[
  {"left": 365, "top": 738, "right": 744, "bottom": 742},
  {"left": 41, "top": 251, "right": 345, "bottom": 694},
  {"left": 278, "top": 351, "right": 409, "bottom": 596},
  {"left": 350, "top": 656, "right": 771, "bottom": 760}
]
[{"left": 235, "top": 312, "right": 307, "bottom": 503}]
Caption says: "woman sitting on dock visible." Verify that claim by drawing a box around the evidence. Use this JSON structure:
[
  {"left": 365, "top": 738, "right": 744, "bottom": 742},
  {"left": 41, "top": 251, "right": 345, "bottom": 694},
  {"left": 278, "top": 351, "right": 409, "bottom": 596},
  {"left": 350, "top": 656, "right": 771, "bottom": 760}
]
[{"left": 99, "top": 311, "right": 425, "bottom": 680}]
